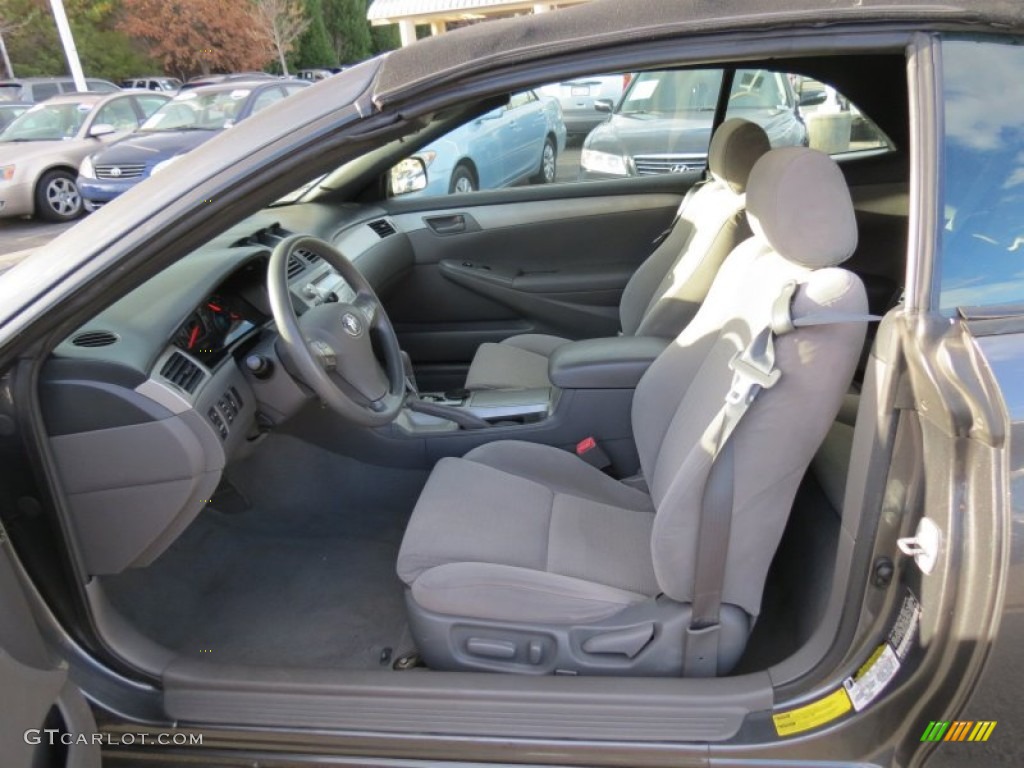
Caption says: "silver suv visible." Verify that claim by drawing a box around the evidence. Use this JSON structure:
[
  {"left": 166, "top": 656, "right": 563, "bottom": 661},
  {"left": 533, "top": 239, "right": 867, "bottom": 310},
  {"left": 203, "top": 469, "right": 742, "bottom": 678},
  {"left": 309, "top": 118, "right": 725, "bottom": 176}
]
[{"left": 0, "top": 77, "right": 120, "bottom": 103}]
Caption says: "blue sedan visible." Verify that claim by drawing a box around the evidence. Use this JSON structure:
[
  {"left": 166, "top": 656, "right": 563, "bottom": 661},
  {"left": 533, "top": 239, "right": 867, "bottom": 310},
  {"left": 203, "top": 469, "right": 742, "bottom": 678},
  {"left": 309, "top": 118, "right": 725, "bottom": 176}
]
[
  {"left": 77, "top": 80, "right": 308, "bottom": 211},
  {"left": 400, "top": 90, "right": 567, "bottom": 197}
]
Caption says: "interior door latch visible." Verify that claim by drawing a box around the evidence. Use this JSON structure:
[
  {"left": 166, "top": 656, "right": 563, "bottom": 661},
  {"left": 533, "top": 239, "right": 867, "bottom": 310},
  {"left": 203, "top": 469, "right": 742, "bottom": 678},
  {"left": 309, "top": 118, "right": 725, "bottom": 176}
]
[{"left": 897, "top": 517, "right": 941, "bottom": 575}]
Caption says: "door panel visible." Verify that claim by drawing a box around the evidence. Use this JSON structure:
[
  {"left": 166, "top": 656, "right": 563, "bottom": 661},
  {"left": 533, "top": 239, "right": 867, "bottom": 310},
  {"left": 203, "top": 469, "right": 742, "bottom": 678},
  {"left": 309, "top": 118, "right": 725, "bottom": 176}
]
[
  {"left": 383, "top": 191, "right": 682, "bottom": 382},
  {"left": 0, "top": 528, "right": 100, "bottom": 768}
]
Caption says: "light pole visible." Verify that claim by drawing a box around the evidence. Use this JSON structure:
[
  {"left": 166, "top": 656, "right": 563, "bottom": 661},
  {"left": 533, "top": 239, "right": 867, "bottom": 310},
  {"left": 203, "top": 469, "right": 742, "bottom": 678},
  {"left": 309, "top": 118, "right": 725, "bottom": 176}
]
[{"left": 48, "top": 0, "right": 86, "bottom": 91}]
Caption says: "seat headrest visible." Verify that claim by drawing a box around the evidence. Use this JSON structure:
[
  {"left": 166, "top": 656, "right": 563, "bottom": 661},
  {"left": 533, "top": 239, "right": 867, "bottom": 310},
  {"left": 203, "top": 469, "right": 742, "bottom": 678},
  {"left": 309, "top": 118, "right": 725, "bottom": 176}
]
[
  {"left": 708, "top": 118, "right": 771, "bottom": 194},
  {"left": 746, "top": 147, "right": 858, "bottom": 269}
]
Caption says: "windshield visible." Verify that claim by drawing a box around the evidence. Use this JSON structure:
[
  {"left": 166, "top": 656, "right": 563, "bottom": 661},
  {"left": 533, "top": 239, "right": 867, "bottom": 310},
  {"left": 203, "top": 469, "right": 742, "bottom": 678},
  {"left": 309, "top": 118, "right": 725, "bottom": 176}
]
[
  {"left": 0, "top": 102, "right": 91, "bottom": 141},
  {"left": 619, "top": 70, "right": 723, "bottom": 116},
  {"left": 140, "top": 88, "right": 250, "bottom": 131}
]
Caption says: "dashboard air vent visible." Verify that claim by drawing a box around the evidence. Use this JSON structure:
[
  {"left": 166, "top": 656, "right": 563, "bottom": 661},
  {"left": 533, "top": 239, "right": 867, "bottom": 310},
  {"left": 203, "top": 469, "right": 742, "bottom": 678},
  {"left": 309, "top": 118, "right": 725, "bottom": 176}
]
[
  {"left": 296, "top": 248, "right": 320, "bottom": 265},
  {"left": 160, "top": 351, "right": 204, "bottom": 394},
  {"left": 286, "top": 255, "right": 305, "bottom": 279},
  {"left": 368, "top": 218, "right": 396, "bottom": 238},
  {"left": 71, "top": 330, "right": 118, "bottom": 348}
]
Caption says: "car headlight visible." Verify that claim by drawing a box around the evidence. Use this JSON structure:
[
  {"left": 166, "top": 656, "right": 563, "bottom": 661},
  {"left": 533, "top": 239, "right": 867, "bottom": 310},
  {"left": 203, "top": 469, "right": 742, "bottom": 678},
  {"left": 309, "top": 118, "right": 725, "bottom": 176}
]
[
  {"left": 0, "top": 164, "right": 15, "bottom": 181},
  {"left": 151, "top": 156, "right": 180, "bottom": 175},
  {"left": 79, "top": 156, "right": 95, "bottom": 179},
  {"left": 580, "top": 149, "right": 630, "bottom": 176}
]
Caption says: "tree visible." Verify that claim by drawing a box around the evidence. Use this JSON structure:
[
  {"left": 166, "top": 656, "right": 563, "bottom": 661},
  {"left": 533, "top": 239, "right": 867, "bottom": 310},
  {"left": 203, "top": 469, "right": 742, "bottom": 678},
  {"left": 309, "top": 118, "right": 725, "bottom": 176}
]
[
  {"left": 253, "top": 0, "right": 308, "bottom": 76},
  {"left": 293, "top": 0, "right": 334, "bottom": 69},
  {"left": 322, "top": 0, "right": 370, "bottom": 64},
  {"left": 120, "top": 0, "right": 274, "bottom": 77},
  {"left": 4, "top": 0, "right": 157, "bottom": 81},
  {"left": 369, "top": 22, "right": 399, "bottom": 56}
]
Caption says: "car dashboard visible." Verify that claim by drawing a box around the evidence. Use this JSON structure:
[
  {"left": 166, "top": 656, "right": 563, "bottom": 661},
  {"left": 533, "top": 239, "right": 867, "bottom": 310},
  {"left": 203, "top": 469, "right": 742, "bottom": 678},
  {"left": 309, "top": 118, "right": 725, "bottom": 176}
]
[{"left": 39, "top": 201, "right": 413, "bottom": 576}]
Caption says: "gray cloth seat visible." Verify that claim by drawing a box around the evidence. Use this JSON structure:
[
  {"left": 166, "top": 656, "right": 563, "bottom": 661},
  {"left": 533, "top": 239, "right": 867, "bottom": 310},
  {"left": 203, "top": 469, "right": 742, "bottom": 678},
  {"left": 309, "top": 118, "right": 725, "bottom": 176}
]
[
  {"left": 464, "top": 117, "right": 771, "bottom": 391},
  {"left": 397, "top": 147, "right": 869, "bottom": 676}
]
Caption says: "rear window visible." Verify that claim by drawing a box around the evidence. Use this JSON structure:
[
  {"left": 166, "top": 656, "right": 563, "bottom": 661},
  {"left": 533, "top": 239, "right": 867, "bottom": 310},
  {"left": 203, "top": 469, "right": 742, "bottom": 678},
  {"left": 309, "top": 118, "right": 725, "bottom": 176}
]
[
  {"left": 34, "top": 83, "right": 61, "bottom": 101},
  {"left": 0, "top": 84, "right": 22, "bottom": 100}
]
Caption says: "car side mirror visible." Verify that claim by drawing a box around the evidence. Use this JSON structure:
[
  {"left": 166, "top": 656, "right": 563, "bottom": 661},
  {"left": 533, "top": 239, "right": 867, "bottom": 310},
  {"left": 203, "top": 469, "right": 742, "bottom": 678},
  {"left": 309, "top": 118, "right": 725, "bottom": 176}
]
[
  {"left": 594, "top": 98, "right": 614, "bottom": 114},
  {"left": 389, "top": 156, "right": 428, "bottom": 196},
  {"left": 89, "top": 123, "right": 116, "bottom": 138},
  {"left": 798, "top": 90, "right": 828, "bottom": 108}
]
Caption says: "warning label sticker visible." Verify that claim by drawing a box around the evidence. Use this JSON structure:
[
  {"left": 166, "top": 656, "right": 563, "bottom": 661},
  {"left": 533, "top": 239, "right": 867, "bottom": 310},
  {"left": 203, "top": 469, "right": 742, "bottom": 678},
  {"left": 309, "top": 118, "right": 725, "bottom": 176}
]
[
  {"left": 843, "top": 643, "right": 900, "bottom": 712},
  {"left": 772, "top": 688, "right": 853, "bottom": 737}
]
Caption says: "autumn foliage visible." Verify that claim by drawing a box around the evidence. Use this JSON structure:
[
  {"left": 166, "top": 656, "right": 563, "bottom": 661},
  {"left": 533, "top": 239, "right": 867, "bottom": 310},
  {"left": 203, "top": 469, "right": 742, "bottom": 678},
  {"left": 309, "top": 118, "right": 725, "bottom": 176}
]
[{"left": 119, "top": 0, "right": 275, "bottom": 76}]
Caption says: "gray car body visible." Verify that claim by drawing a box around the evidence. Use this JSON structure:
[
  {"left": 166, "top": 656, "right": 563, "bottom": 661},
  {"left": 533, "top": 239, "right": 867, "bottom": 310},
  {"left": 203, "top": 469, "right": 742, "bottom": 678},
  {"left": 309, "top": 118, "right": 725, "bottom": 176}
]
[{"left": 0, "top": 1, "right": 1022, "bottom": 766}]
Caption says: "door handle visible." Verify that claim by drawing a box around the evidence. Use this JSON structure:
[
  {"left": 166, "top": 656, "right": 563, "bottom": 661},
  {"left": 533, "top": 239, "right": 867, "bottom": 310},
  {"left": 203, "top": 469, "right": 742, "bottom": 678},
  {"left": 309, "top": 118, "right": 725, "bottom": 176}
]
[{"left": 425, "top": 214, "right": 468, "bottom": 235}]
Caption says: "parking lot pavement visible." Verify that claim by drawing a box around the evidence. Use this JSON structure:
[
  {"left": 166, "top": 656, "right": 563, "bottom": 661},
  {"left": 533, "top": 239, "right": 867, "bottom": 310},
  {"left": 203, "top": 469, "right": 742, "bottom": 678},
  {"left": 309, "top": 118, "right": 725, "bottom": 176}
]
[
  {"left": 557, "top": 146, "right": 582, "bottom": 183},
  {"left": 0, "top": 218, "right": 76, "bottom": 274}
]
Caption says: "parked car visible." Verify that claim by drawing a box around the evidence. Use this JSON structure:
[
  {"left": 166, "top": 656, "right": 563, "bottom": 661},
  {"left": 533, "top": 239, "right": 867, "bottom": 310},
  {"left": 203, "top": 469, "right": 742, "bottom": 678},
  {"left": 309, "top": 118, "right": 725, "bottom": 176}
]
[
  {"left": 580, "top": 67, "right": 807, "bottom": 179},
  {"left": 0, "top": 76, "right": 120, "bottom": 103},
  {"left": 394, "top": 89, "right": 567, "bottom": 196},
  {"left": 179, "top": 72, "right": 276, "bottom": 90},
  {"left": 537, "top": 73, "right": 630, "bottom": 139},
  {"left": 78, "top": 80, "right": 309, "bottom": 211},
  {"left": 3, "top": 2, "right": 1024, "bottom": 767},
  {"left": 0, "top": 90, "right": 168, "bottom": 220},
  {"left": 121, "top": 76, "right": 182, "bottom": 92},
  {"left": 297, "top": 68, "right": 334, "bottom": 82},
  {"left": 0, "top": 101, "right": 30, "bottom": 130}
]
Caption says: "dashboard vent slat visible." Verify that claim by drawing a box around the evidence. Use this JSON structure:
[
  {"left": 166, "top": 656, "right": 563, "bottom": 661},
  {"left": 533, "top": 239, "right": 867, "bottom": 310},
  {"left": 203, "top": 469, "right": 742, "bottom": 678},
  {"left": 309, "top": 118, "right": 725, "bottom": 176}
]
[
  {"left": 295, "top": 248, "right": 320, "bottom": 265},
  {"left": 71, "top": 330, "right": 118, "bottom": 348},
  {"left": 286, "top": 255, "right": 305, "bottom": 279},
  {"left": 368, "top": 219, "right": 396, "bottom": 238},
  {"left": 160, "top": 351, "right": 205, "bottom": 394}
]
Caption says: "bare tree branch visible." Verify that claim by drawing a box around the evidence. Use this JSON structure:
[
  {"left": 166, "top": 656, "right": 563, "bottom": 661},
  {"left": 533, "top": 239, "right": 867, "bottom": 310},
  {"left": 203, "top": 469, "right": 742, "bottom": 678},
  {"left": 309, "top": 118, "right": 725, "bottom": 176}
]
[{"left": 252, "top": 0, "right": 310, "bottom": 77}]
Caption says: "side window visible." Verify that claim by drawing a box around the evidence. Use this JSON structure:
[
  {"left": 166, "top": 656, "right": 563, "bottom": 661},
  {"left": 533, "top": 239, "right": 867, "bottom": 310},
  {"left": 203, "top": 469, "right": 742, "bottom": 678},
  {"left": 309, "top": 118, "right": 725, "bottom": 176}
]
[
  {"left": 939, "top": 38, "right": 1024, "bottom": 310},
  {"left": 86, "top": 80, "right": 119, "bottom": 93},
  {"left": 785, "top": 76, "right": 893, "bottom": 155},
  {"left": 134, "top": 95, "right": 168, "bottom": 118},
  {"left": 386, "top": 66, "right": 894, "bottom": 201},
  {"left": 250, "top": 87, "right": 285, "bottom": 115},
  {"left": 34, "top": 83, "right": 60, "bottom": 101},
  {"left": 95, "top": 98, "right": 140, "bottom": 131},
  {"left": 507, "top": 91, "right": 536, "bottom": 110}
]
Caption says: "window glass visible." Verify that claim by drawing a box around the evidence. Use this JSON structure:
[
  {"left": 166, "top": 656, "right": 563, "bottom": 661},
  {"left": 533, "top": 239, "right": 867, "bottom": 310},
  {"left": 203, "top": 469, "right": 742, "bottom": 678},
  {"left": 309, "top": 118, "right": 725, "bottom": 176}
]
[
  {"left": 251, "top": 87, "right": 285, "bottom": 114},
  {"left": 139, "top": 88, "right": 251, "bottom": 132},
  {"left": 940, "top": 39, "right": 1024, "bottom": 309},
  {"left": 86, "top": 79, "right": 119, "bottom": 93},
  {"left": 95, "top": 98, "right": 139, "bottom": 131},
  {"left": 389, "top": 67, "right": 891, "bottom": 200},
  {"left": 0, "top": 101, "right": 90, "bottom": 140},
  {"left": 134, "top": 95, "right": 168, "bottom": 118},
  {"left": 33, "top": 83, "right": 60, "bottom": 101}
]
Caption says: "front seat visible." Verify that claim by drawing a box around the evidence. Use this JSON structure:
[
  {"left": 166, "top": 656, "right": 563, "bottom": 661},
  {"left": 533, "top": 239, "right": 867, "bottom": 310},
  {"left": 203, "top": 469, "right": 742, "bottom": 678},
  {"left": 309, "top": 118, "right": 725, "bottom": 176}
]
[
  {"left": 397, "top": 147, "right": 868, "bottom": 676},
  {"left": 464, "top": 117, "right": 772, "bottom": 391}
]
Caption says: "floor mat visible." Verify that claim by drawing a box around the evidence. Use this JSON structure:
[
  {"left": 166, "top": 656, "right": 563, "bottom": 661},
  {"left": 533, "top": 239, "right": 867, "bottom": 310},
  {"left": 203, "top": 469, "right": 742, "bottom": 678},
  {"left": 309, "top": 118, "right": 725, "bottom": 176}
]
[{"left": 101, "top": 434, "right": 429, "bottom": 669}]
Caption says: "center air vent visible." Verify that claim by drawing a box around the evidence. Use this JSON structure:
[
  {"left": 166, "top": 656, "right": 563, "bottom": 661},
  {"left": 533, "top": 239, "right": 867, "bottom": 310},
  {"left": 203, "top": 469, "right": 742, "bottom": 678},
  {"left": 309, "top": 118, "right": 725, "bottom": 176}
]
[
  {"left": 160, "top": 351, "right": 205, "bottom": 394},
  {"left": 286, "top": 255, "right": 305, "bottom": 279},
  {"left": 368, "top": 218, "right": 396, "bottom": 238},
  {"left": 71, "top": 330, "right": 118, "bottom": 347},
  {"left": 295, "top": 248, "right": 320, "bottom": 265}
]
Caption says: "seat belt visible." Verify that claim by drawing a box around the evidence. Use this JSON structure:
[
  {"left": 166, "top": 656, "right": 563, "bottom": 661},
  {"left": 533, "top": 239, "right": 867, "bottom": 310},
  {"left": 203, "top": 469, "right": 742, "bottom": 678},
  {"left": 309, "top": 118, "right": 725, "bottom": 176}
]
[
  {"left": 651, "top": 175, "right": 710, "bottom": 248},
  {"left": 682, "top": 280, "right": 880, "bottom": 677}
]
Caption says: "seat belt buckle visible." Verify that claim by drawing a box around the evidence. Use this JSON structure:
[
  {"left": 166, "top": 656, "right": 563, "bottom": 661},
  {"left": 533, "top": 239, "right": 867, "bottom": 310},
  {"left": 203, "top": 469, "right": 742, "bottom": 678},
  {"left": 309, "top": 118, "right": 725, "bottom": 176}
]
[
  {"left": 725, "top": 352, "right": 781, "bottom": 405},
  {"left": 575, "top": 436, "right": 612, "bottom": 470}
]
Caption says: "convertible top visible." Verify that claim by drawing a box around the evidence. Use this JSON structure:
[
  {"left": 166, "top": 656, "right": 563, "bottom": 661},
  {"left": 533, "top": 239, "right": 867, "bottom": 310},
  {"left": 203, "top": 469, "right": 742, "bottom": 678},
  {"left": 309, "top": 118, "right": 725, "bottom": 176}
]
[{"left": 374, "top": 0, "right": 1024, "bottom": 104}]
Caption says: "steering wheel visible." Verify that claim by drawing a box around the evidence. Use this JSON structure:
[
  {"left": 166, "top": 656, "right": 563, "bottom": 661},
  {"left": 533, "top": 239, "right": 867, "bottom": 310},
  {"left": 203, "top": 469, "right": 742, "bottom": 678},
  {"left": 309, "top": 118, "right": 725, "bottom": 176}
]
[{"left": 267, "top": 235, "right": 406, "bottom": 426}]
